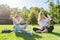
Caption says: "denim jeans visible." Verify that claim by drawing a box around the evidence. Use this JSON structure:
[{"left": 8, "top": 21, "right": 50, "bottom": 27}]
[{"left": 13, "top": 24, "right": 28, "bottom": 32}]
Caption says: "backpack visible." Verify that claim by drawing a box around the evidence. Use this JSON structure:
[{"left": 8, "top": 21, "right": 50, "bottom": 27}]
[
  {"left": 47, "top": 26, "right": 54, "bottom": 33},
  {"left": 2, "top": 29, "right": 12, "bottom": 33},
  {"left": 48, "top": 19, "right": 54, "bottom": 33}
]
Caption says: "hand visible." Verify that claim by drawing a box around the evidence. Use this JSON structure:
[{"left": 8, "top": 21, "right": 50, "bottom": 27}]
[{"left": 25, "top": 20, "right": 28, "bottom": 24}]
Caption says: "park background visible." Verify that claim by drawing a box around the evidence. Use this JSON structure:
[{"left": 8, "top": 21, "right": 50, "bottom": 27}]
[{"left": 0, "top": 0, "right": 60, "bottom": 40}]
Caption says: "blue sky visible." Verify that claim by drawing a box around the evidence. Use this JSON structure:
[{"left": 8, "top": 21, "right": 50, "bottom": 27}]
[{"left": 0, "top": 0, "right": 59, "bottom": 10}]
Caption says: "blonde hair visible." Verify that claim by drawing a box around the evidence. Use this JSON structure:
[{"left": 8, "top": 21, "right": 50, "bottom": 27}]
[
  {"left": 38, "top": 12, "right": 41, "bottom": 21},
  {"left": 38, "top": 12, "right": 47, "bottom": 21},
  {"left": 14, "top": 12, "right": 21, "bottom": 18}
]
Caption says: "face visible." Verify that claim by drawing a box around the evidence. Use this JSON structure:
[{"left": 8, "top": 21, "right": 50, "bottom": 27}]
[{"left": 15, "top": 12, "right": 21, "bottom": 18}]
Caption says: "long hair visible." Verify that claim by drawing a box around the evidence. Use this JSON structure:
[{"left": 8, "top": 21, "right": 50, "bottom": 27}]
[
  {"left": 38, "top": 12, "right": 40, "bottom": 21},
  {"left": 38, "top": 12, "right": 48, "bottom": 21}
]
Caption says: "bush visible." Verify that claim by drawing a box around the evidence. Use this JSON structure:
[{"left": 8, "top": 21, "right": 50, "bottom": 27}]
[
  {"left": 28, "top": 12, "right": 37, "bottom": 24},
  {"left": 21, "top": 12, "right": 28, "bottom": 20}
]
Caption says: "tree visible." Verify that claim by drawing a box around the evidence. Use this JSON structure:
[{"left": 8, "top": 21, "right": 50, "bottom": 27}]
[
  {"left": 28, "top": 12, "right": 37, "bottom": 24},
  {"left": 28, "top": 7, "right": 39, "bottom": 24},
  {"left": 10, "top": 8, "right": 18, "bottom": 18},
  {"left": 48, "top": 1, "right": 60, "bottom": 23},
  {"left": 21, "top": 7, "right": 29, "bottom": 20}
]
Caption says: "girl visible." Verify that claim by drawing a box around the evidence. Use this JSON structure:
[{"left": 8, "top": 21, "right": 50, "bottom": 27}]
[
  {"left": 33, "top": 12, "right": 54, "bottom": 33},
  {"left": 13, "top": 12, "right": 32, "bottom": 34}
]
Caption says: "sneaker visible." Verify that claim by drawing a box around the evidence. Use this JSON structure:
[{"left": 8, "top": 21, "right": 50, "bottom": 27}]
[
  {"left": 36, "top": 30, "right": 41, "bottom": 33},
  {"left": 17, "top": 31, "right": 22, "bottom": 33},
  {"left": 26, "top": 30, "right": 33, "bottom": 35}
]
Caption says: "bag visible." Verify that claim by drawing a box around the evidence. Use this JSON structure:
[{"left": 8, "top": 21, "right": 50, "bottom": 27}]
[
  {"left": 47, "top": 26, "right": 54, "bottom": 33},
  {"left": 2, "top": 29, "right": 12, "bottom": 33},
  {"left": 47, "top": 19, "right": 54, "bottom": 33}
]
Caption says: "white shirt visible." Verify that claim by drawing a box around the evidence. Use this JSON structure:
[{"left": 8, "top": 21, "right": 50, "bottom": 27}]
[
  {"left": 13, "top": 17, "right": 22, "bottom": 26},
  {"left": 38, "top": 18, "right": 49, "bottom": 27}
]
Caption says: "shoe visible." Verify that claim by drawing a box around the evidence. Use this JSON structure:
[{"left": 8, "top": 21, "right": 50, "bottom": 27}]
[
  {"left": 36, "top": 30, "right": 41, "bottom": 33},
  {"left": 17, "top": 31, "right": 22, "bottom": 33},
  {"left": 26, "top": 30, "right": 33, "bottom": 35}
]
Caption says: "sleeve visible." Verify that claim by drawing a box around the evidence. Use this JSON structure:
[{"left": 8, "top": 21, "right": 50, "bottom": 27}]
[{"left": 47, "top": 15, "right": 52, "bottom": 20}]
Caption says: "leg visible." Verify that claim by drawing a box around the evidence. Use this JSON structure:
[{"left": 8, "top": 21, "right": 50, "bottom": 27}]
[
  {"left": 40, "top": 26, "right": 48, "bottom": 33},
  {"left": 13, "top": 25, "right": 22, "bottom": 32},
  {"left": 33, "top": 28, "right": 41, "bottom": 32},
  {"left": 41, "top": 29, "right": 48, "bottom": 33},
  {"left": 25, "top": 30, "right": 33, "bottom": 34}
]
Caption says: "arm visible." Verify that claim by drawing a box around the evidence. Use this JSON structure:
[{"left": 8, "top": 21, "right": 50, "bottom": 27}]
[
  {"left": 21, "top": 20, "right": 27, "bottom": 24},
  {"left": 13, "top": 19, "right": 20, "bottom": 25},
  {"left": 20, "top": 18, "right": 28, "bottom": 24},
  {"left": 47, "top": 15, "right": 52, "bottom": 27},
  {"left": 48, "top": 19, "right": 51, "bottom": 27}
]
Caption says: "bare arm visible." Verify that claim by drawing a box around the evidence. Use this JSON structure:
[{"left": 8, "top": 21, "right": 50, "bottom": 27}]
[
  {"left": 13, "top": 19, "right": 20, "bottom": 25},
  {"left": 48, "top": 18, "right": 51, "bottom": 27},
  {"left": 20, "top": 19, "right": 28, "bottom": 24}
]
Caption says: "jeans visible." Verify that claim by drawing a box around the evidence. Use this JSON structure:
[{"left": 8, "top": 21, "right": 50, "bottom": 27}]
[
  {"left": 23, "top": 24, "right": 28, "bottom": 29},
  {"left": 13, "top": 24, "right": 28, "bottom": 32}
]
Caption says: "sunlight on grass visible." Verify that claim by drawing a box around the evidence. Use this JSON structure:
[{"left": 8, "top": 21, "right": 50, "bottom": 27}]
[{"left": 0, "top": 24, "right": 60, "bottom": 40}]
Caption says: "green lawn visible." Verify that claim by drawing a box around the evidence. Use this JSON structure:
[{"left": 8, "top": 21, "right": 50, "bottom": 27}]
[{"left": 0, "top": 24, "right": 60, "bottom": 40}]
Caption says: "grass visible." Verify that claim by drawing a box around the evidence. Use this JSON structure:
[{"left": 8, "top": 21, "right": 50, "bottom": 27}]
[{"left": 0, "top": 24, "right": 60, "bottom": 40}]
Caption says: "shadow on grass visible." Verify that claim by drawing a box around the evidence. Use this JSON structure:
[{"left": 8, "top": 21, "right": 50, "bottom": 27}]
[
  {"left": 49, "top": 32, "right": 60, "bottom": 37},
  {"left": 15, "top": 32, "right": 42, "bottom": 40}
]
